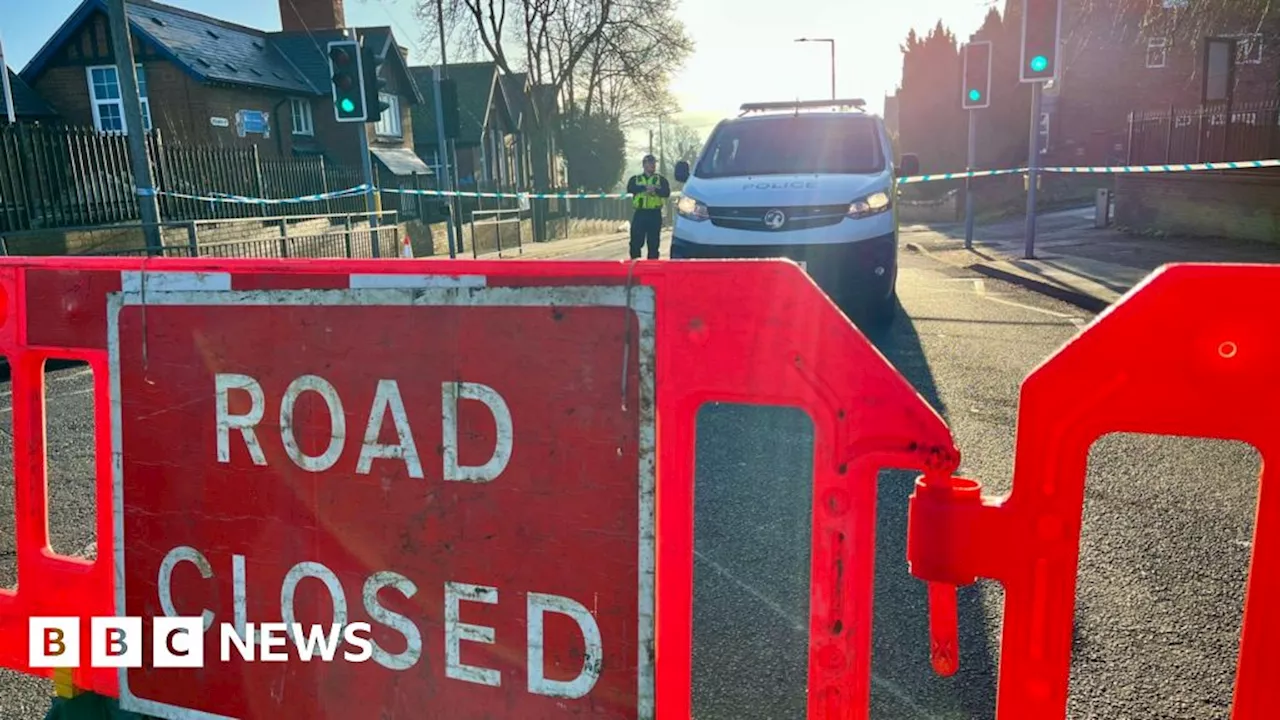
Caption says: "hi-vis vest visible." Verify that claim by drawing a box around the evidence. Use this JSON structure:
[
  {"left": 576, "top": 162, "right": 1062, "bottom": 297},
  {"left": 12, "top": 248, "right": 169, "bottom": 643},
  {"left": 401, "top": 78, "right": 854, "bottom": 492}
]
[{"left": 633, "top": 175, "right": 665, "bottom": 210}]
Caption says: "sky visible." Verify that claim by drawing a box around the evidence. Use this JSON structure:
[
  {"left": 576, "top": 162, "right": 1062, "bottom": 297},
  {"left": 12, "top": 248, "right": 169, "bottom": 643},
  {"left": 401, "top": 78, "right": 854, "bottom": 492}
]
[{"left": 1, "top": 0, "right": 995, "bottom": 139}]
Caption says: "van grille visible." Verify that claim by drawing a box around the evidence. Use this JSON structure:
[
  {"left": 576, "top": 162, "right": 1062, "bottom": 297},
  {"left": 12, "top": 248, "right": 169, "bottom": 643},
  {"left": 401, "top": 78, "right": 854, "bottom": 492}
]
[{"left": 707, "top": 204, "right": 848, "bottom": 231}]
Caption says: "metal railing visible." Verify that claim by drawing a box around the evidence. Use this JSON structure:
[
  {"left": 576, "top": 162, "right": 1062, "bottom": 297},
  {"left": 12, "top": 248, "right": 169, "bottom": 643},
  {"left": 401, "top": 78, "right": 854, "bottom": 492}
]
[
  {"left": 0, "top": 211, "right": 400, "bottom": 259},
  {"left": 1128, "top": 98, "right": 1280, "bottom": 165},
  {"left": 0, "top": 125, "right": 388, "bottom": 233},
  {"left": 470, "top": 209, "right": 524, "bottom": 258},
  {"left": 93, "top": 228, "right": 400, "bottom": 260}
]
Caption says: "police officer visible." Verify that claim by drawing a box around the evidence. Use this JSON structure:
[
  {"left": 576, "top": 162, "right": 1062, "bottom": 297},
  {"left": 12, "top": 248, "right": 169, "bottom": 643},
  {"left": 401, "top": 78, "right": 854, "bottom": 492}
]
[{"left": 626, "top": 154, "right": 670, "bottom": 259}]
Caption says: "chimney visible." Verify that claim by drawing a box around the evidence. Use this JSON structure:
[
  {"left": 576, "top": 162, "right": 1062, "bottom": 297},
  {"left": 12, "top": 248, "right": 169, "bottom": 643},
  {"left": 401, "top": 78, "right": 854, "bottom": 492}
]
[{"left": 280, "top": 0, "right": 345, "bottom": 32}]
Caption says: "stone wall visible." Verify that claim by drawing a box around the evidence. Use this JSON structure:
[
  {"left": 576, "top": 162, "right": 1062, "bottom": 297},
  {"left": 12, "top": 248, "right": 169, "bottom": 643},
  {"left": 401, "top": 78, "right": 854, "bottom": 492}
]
[
  {"left": 1115, "top": 170, "right": 1280, "bottom": 244},
  {"left": 1, "top": 216, "right": 389, "bottom": 257}
]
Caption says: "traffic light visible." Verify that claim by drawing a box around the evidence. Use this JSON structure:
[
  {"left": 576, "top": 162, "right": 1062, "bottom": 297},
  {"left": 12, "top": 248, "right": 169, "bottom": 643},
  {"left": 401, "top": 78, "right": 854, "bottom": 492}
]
[
  {"left": 962, "top": 41, "right": 992, "bottom": 109},
  {"left": 328, "top": 40, "right": 366, "bottom": 122},
  {"left": 361, "top": 44, "right": 390, "bottom": 123},
  {"left": 1021, "top": 0, "right": 1062, "bottom": 82}
]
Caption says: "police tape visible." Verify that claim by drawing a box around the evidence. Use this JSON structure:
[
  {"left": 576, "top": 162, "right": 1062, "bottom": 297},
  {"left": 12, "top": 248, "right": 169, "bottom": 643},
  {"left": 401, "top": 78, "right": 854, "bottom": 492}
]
[
  {"left": 157, "top": 185, "right": 372, "bottom": 204},
  {"left": 1044, "top": 158, "right": 1280, "bottom": 174},
  {"left": 896, "top": 168, "right": 1028, "bottom": 184},
  {"left": 380, "top": 188, "right": 633, "bottom": 199},
  {"left": 896, "top": 158, "right": 1280, "bottom": 184},
  {"left": 153, "top": 158, "right": 1280, "bottom": 204},
  {"left": 157, "top": 184, "right": 632, "bottom": 204}
]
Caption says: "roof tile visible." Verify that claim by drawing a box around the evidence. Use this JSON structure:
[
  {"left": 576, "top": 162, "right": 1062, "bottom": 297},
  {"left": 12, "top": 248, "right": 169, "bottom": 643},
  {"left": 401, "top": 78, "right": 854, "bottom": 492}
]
[{"left": 124, "top": 0, "right": 315, "bottom": 94}]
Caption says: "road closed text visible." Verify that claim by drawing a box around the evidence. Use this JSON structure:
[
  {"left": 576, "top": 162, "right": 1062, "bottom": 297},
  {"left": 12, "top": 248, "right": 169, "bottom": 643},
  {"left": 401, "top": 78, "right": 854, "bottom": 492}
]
[
  {"left": 189, "top": 373, "right": 604, "bottom": 699},
  {"left": 215, "top": 373, "right": 514, "bottom": 482},
  {"left": 153, "top": 547, "right": 604, "bottom": 699}
]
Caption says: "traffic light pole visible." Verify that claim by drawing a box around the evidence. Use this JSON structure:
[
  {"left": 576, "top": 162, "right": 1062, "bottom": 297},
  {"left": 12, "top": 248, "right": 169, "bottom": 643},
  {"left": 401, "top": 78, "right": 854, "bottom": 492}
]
[
  {"left": 358, "top": 123, "right": 380, "bottom": 257},
  {"left": 346, "top": 28, "right": 381, "bottom": 258},
  {"left": 434, "top": 0, "right": 464, "bottom": 254},
  {"left": 432, "top": 65, "right": 458, "bottom": 259},
  {"left": 107, "top": 0, "right": 163, "bottom": 254},
  {"left": 964, "top": 109, "right": 976, "bottom": 250},
  {"left": 1024, "top": 81, "right": 1043, "bottom": 259}
]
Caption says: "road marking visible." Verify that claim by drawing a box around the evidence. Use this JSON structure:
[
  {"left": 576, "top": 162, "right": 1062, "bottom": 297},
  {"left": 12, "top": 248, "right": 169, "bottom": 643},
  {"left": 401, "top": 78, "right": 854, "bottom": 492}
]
[
  {"left": 980, "top": 293, "right": 1082, "bottom": 321},
  {"left": 694, "top": 549, "right": 933, "bottom": 718},
  {"left": 695, "top": 550, "right": 804, "bottom": 632}
]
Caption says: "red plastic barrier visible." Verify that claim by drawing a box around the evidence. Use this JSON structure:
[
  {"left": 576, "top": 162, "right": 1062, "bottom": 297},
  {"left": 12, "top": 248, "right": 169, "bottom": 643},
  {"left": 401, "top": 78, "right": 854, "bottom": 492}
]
[
  {"left": 908, "top": 263, "right": 1280, "bottom": 719},
  {"left": 0, "top": 257, "right": 956, "bottom": 719}
]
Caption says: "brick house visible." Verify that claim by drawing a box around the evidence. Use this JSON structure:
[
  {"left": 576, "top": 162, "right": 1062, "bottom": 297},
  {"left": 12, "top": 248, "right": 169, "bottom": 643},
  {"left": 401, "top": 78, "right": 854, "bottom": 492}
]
[
  {"left": 411, "top": 62, "right": 563, "bottom": 191},
  {"left": 1049, "top": 0, "right": 1280, "bottom": 165},
  {"left": 19, "top": 0, "right": 431, "bottom": 178},
  {"left": 1, "top": 68, "right": 59, "bottom": 124}
]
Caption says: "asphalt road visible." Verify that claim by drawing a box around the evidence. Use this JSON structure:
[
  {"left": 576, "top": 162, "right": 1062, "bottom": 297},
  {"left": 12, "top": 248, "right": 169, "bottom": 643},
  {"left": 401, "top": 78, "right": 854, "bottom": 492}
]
[{"left": 0, "top": 242, "right": 1261, "bottom": 719}]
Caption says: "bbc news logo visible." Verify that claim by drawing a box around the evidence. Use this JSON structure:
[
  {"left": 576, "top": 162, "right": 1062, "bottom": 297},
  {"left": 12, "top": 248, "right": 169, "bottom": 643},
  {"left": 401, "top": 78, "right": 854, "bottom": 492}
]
[{"left": 30, "top": 617, "right": 374, "bottom": 668}]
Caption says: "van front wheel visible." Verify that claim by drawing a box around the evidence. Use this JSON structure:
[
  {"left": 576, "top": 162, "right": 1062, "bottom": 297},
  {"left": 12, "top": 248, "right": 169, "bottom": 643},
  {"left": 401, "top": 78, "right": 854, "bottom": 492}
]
[{"left": 860, "top": 290, "right": 897, "bottom": 333}]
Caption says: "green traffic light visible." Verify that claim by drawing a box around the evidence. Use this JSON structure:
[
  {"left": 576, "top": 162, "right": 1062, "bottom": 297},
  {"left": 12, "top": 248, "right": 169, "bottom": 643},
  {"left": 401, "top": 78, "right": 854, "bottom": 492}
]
[
  {"left": 340, "top": 98, "right": 355, "bottom": 113},
  {"left": 1030, "top": 55, "right": 1048, "bottom": 72},
  {"left": 968, "top": 89, "right": 981, "bottom": 102}
]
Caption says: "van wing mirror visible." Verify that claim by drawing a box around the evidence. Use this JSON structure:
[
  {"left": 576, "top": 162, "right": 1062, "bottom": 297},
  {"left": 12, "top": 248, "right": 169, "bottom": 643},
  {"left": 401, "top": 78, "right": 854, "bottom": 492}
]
[
  {"left": 897, "top": 153, "right": 920, "bottom": 179},
  {"left": 674, "top": 160, "right": 690, "bottom": 183}
]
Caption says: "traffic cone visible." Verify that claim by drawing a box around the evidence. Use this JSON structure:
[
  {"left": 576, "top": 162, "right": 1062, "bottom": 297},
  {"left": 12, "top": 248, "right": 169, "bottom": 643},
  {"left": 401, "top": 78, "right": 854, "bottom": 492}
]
[{"left": 401, "top": 234, "right": 413, "bottom": 258}]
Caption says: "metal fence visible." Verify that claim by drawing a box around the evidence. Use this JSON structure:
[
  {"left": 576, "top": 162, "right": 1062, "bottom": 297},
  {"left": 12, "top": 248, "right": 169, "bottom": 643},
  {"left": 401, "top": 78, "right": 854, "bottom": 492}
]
[
  {"left": 99, "top": 227, "right": 401, "bottom": 259},
  {"left": 0, "top": 125, "right": 395, "bottom": 233},
  {"left": 1128, "top": 98, "right": 1280, "bottom": 165},
  {"left": 0, "top": 124, "right": 654, "bottom": 245}
]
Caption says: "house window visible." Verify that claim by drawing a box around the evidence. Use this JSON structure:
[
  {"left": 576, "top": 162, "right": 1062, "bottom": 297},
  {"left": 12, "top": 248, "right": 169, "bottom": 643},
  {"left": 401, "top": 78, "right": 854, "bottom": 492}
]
[
  {"left": 375, "top": 93, "right": 401, "bottom": 137},
  {"left": 1146, "top": 38, "right": 1168, "bottom": 68},
  {"left": 87, "top": 64, "right": 151, "bottom": 133},
  {"left": 1235, "top": 34, "right": 1263, "bottom": 65},
  {"left": 290, "top": 98, "right": 313, "bottom": 136}
]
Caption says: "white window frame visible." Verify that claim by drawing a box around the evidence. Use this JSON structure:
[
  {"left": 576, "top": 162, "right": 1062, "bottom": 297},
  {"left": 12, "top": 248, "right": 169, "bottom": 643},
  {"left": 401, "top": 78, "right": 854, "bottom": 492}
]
[
  {"left": 1146, "top": 37, "right": 1169, "bottom": 68},
  {"left": 290, "top": 97, "right": 314, "bottom": 136},
  {"left": 86, "top": 64, "right": 151, "bottom": 133},
  {"left": 375, "top": 93, "right": 401, "bottom": 138},
  {"left": 1233, "top": 33, "right": 1264, "bottom": 65}
]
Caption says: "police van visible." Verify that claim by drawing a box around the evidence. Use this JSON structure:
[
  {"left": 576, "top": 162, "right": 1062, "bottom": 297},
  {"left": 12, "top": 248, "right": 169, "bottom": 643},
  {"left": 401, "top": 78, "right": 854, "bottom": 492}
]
[{"left": 671, "top": 99, "right": 918, "bottom": 329}]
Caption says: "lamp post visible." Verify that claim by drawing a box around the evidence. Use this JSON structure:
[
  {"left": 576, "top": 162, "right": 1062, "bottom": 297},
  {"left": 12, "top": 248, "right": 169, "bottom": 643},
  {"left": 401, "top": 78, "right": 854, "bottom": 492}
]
[{"left": 795, "top": 37, "right": 836, "bottom": 99}]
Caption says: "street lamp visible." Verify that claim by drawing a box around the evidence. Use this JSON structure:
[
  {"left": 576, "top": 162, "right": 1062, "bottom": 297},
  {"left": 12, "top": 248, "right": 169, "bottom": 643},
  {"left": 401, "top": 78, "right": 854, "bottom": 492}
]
[{"left": 795, "top": 37, "right": 836, "bottom": 100}]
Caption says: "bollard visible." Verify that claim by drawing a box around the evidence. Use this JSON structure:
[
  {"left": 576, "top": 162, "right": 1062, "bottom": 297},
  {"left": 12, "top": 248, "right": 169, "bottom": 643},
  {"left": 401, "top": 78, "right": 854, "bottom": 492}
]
[{"left": 1094, "top": 188, "right": 1111, "bottom": 228}]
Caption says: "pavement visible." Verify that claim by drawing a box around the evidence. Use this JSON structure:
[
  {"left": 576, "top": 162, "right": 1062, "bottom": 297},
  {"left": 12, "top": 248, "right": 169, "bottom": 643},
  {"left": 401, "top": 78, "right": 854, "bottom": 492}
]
[
  {"left": 0, "top": 229, "right": 1265, "bottom": 719},
  {"left": 902, "top": 206, "right": 1280, "bottom": 311},
  {"left": 466, "top": 229, "right": 636, "bottom": 261}
]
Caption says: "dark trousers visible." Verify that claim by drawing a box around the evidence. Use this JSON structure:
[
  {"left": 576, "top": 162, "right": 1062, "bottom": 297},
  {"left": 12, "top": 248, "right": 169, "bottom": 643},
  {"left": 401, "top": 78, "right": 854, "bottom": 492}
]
[{"left": 630, "top": 209, "right": 663, "bottom": 259}]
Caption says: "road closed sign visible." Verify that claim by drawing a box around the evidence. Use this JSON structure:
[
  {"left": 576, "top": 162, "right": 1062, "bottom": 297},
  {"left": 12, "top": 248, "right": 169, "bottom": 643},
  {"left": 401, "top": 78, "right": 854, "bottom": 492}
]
[{"left": 107, "top": 272, "right": 655, "bottom": 720}]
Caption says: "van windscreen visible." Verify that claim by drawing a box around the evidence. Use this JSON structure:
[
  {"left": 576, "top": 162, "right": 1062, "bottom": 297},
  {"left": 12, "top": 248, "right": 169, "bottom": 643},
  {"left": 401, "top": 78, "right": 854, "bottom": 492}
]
[{"left": 695, "top": 116, "right": 884, "bottom": 178}]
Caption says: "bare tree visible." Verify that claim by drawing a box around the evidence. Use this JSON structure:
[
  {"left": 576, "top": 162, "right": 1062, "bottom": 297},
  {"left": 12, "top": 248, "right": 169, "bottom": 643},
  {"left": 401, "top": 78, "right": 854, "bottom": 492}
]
[
  {"left": 415, "top": 0, "right": 691, "bottom": 120},
  {"left": 577, "top": 0, "right": 693, "bottom": 123},
  {"left": 1065, "top": 0, "right": 1275, "bottom": 58},
  {"left": 660, "top": 121, "right": 702, "bottom": 166},
  {"left": 416, "top": 0, "right": 610, "bottom": 101}
]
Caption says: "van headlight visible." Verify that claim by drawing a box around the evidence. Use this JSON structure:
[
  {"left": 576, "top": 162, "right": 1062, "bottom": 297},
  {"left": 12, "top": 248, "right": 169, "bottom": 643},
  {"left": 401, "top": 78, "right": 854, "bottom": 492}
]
[
  {"left": 847, "top": 191, "right": 892, "bottom": 219},
  {"left": 676, "top": 195, "right": 709, "bottom": 222}
]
